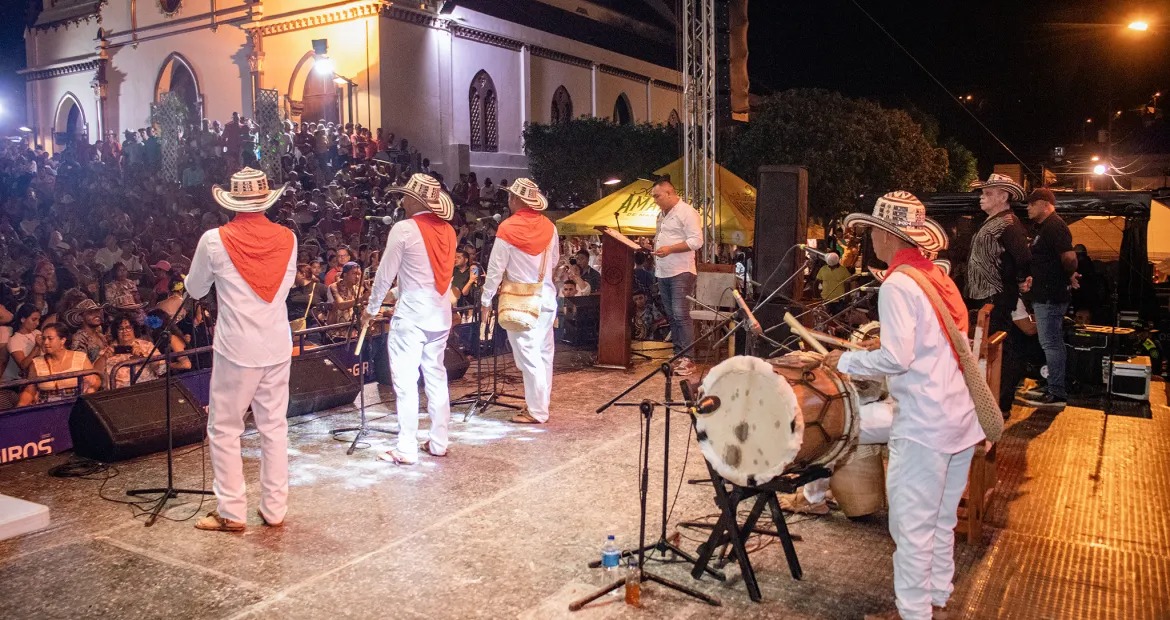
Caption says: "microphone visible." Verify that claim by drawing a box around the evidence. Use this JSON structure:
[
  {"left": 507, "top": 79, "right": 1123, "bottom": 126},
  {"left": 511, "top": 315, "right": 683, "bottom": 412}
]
[
  {"left": 474, "top": 213, "right": 502, "bottom": 223},
  {"left": 364, "top": 215, "right": 394, "bottom": 224},
  {"left": 797, "top": 244, "right": 829, "bottom": 261},
  {"left": 695, "top": 395, "right": 721, "bottom": 415},
  {"left": 731, "top": 288, "right": 763, "bottom": 336}
]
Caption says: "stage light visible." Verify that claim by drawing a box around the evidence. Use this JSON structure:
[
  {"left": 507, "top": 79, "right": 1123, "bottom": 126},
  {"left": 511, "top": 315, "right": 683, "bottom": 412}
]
[
  {"left": 1128, "top": 20, "right": 1150, "bottom": 32},
  {"left": 314, "top": 56, "right": 335, "bottom": 76},
  {"left": 1091, "top": 155, "right": 1100, "bottom": 161},
  {"left": 1093, "top": 164, "right": 1108, "bottom": 175},
  {"left": 603, "top": 177, "right": 622, "bottom": 185}
]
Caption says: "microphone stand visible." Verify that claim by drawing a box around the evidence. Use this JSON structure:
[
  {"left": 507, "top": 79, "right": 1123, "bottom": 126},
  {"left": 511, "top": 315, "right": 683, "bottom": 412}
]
[
  {"left": 331, "top": 215, "right": 396, "bottom": 453},
  {"left": 126, "top": 294, "right": 214, "bottom": 526}
]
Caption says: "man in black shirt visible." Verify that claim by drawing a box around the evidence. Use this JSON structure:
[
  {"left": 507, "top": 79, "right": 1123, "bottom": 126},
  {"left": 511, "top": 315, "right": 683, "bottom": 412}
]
[
  {"left": 451, "top": 249, "right": 477, "bottom": 306},
  {"left": 1021, "top": 188, "right": 1076, "bottom": 408},
  {"left": 576, "top": 249, "right": 601, "bottom": 293}
]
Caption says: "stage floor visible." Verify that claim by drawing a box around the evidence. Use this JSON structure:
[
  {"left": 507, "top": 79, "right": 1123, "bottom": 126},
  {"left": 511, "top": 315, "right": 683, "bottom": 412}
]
[{"left": 1, "top": 350, "right": 1168, "bottom": 619}]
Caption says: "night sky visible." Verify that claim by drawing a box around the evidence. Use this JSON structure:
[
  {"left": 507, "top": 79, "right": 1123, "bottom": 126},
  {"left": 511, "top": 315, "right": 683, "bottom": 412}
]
[{"left": 3, "top": 1, "right": 1169, "bottom": 167}]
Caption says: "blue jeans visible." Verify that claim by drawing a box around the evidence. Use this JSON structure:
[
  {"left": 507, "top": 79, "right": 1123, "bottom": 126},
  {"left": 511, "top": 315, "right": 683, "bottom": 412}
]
[
  {"left": 657, "top": 272, "right": 696, "bottom": 358},
  {"left": 1033, "top": 301, "right": 1068, "bottom": 399}
]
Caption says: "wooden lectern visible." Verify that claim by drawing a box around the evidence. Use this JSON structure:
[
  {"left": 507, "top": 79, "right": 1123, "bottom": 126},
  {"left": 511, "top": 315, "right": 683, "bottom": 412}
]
[{"left": 595, "top": 226, "right": 639, "bottom": 368}]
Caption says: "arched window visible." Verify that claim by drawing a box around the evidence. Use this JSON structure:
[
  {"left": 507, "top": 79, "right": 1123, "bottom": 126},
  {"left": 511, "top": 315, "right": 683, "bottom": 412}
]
[
  {"left": 613, "top": 93, "right": 633, "bottom": 125},
  {"left": 53, "top": 93, "right": 86, "bottom": 146},
  {"left": 469, "top": 70, "right": 498, "bottom": 152},
  {"left": 154, "top": 53, "right": 201, "bottom": 120},
  {"left": 667, "top": 109, "right": 680, "bottom": 128},
  {"left": 551, "top": 85, "right": 573, "bottom": 124}
]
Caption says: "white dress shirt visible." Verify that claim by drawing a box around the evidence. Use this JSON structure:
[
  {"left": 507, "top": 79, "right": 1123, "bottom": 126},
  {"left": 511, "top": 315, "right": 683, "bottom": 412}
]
[
  {"left": 836, "top": 272, "right": 985, "bottom": 453},
  {"left": 481, "top": 232, "right": 561, "bottom": 313},
  {"left": 186, "top": 229, "right": 298, "bottom": 368},
  {"left": 366, "top": 214, "right": 453, "bottom": 332},
  {"left": 653, "top": 199, "right": 703, "bottom": 278}
]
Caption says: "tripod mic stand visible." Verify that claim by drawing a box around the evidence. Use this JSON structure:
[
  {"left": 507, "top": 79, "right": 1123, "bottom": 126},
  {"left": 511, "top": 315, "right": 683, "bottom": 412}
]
[
  {"left": 569, "top": 398, "right": 721, "bottom": 610},
  {"left": 451, "top": 296, "right": 523, "bottom": 421},
  {"left": 126, "top": 295, "right": 214, "bottom": 526},
  {"left": 331, "top": 311, "right": 397, "bottom": 453}
]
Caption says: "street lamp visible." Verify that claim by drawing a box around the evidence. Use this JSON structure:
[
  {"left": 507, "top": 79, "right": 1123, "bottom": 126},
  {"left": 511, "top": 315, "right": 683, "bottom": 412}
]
[
  {"left": 602, "top": 177, "right": 622, "bottom": 186},
  {"left": 313, "top": 56, "right": 335, "bottom": 76},
  {"left": 1093, "top": 163, "right": 1109, "bottom": 175},
  {"left": 1128, "top": 20, "right": 1150, "bottom": 32}
]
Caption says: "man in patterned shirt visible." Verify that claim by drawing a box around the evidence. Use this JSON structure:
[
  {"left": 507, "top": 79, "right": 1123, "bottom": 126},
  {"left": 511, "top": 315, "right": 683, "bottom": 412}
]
[{"left": 967, "top": 173, "right": 1031, "bottom": 413}]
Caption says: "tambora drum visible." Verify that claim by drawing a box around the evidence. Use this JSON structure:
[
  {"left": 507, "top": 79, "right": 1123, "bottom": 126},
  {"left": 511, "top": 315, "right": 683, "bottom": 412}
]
[{"left": 769, "top": 352, "right": 861, "bottom": 473}]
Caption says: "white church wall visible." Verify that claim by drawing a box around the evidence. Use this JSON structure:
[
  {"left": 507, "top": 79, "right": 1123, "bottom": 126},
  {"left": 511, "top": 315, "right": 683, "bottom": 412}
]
[
  {"left": 26, "top": 75, "right": 98, "bottom": 154},
  {"left": 528, "top": 55, "right": 591, "bottom": 124}
]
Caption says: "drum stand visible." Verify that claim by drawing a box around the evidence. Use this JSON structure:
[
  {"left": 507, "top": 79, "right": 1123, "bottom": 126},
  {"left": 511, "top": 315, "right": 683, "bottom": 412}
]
[
  {"left": 569, "top": 399, "right": 721, "bottom": 610},
  {"left": 451, "top": 299, "right": 523, "bottom": 422}
]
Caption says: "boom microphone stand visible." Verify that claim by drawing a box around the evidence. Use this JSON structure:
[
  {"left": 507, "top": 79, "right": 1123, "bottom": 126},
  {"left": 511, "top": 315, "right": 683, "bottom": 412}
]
[
  {"left": 451, "top": 294, "right": 523, "bottom": 421},
  {"left": 126, "top": 295, "right": 214, "bottom": 526}
]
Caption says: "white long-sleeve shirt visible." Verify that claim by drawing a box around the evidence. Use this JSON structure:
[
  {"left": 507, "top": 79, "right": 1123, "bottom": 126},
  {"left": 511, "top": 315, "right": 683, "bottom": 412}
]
[
  {"left": 836, "top": 271, "right": 984, "bottom": 453},
  {"left": 480, "top": 233, "right": 561, "bottom": 313},
  {"left": 654, "top": 200, "right": 703, "bottom": 278},
  {"left": 366, "top": 214, "right": 452, "bottom": 332},
  {"left": 186, "top": 229, "right": 298, "bottom": 367}
]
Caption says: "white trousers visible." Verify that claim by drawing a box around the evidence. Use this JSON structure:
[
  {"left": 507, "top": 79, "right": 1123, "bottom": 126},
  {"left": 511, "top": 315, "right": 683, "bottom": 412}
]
[
  {"left": 803, "top": 399, "right": 896, "bottom": 503},
  {"left": 887, "top": 438, "right": 975, "bottom": 620},
  {"left": 505, "top": 309, "right": 556, "bottom": 422},
  {"left": 387, "top": 320, "right": 451, "bottom": 459},
  {"left": 207, "top": 352, "right": 291, "bottom": 524}
]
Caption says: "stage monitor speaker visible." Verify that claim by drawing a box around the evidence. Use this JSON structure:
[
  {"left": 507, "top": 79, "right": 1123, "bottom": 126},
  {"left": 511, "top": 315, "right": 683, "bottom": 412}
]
[
  {"left": 754, "top": 165, "right": 808, "bottom": 306},
  {"left": 371, "top": 337, "right": 470, "bottom": 386},
  {"left": 288, "top": 348, "right": 362, "bottom": 417},
  {"left": 70, "top": 380, "right": 206, "bottom": 463}
]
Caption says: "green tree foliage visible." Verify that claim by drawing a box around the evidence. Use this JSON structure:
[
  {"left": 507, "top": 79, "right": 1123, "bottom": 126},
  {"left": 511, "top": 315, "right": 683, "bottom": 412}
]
[
  {"left": 723, "top": 89, "right": 964, "bottom": 222},
  {"left": 939, "top": 137, "right": 979, "bottom": 192},
  {"left": 523, "top": 117, "right": 679, "bottom": 208}
]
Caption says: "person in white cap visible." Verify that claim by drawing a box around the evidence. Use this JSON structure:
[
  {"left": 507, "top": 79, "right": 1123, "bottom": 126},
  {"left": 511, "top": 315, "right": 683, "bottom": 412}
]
[
  {"left": 362, "top": 173, "right": 457, "bottom": 465},
  {"left": 815, "top": 251, "right": 851, "bottom": 315},
  {"left": 822, "top": 191, "right": 985, "bottom": 620},
  {"left": 187, "top": 167, "right": 298, "bottom": 532},
  {"left": 480, "top": 178, "right": 560, "bottom": 424}
]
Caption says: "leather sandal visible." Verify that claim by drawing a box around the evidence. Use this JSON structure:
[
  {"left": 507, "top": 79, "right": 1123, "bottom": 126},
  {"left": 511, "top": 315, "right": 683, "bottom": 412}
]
[
  {"left": 377, "top": 448, "right": 417, "bottom": 465},
  {"left": 510, "top": 411, "right": 543, "bottom": 424},
  {"left": 420, "top": 440, "right": 447, "bottom": 457},
  {"left": 194, "top": 511, "right": 245, "bottom": 532},
  {"left": 258, "top": 510, "right": 284, "bottom": 528}
]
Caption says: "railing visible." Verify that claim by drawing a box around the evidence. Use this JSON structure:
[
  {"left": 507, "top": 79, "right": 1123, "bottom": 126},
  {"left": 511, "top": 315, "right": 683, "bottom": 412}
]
[{"left": 0, "top": 368, "right": 105, "bottom": 401}]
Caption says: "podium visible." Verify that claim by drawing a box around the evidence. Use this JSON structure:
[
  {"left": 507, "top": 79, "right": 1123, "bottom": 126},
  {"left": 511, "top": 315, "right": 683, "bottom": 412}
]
[{"left": 595, "top": 226, "right": 639, "bottom": 368}]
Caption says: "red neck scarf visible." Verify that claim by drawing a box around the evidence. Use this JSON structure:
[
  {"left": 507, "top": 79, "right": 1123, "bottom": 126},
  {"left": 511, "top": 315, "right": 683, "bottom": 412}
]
[
  {"left": 496, "top": 208, "right": 556, "bottom": 256},
  {"left": 887, "top": 247, "right": 968, "bottom": 335},
  {"left": 219, "top": 212, "right": 295, "bottom": 303},
  {"left": 413, "top": 212, "right": 456, "bottom": 294}
]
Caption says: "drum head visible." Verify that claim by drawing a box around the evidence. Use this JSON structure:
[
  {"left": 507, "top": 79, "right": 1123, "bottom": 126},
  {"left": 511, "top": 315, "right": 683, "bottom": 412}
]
[{"left": 696, "top": 356, "right": 803, "bottom": 487}]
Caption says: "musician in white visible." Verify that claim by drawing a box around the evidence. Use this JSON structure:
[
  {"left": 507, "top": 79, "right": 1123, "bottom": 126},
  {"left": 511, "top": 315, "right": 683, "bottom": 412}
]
[
  {"left": 187, "top": 168, "right": 298, "bottom": 532},
  {"left": 824, "top": 191, "right": 983, "bottom": 620},
  {"left": 480, "top": 179, "right": 560, "bottom": 424},
  {"left": 362, "top": 174, "right": 457, "bottom": 465}
]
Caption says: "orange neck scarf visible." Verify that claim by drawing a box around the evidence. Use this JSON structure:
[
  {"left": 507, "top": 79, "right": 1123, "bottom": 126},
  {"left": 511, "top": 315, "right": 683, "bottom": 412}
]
[
  {"left": 496, "top": 208, "right": 555, "bottom": 256},
  {"left": 413, "top": 212, "right": 456, "bottom": 294},
  {"left": 219, "top": 212, "right": 295, "bottom": 303},
  {"left": 888, "top": 247, "right": 969, "bottom": 363}
]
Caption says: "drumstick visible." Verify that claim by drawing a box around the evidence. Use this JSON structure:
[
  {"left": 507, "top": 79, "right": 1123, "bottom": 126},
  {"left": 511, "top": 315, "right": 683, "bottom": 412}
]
[
  {"left": 783, "top": 312, "right": 829, "bottom": 355},
  {"left": 808, "top": 330, "right": 864, "bottom": 351}
]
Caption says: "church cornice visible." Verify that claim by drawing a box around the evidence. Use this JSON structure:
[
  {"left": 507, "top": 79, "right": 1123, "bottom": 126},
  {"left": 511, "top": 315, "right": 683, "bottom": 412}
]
[
  {"left": 599, "top": 63, "right": 649, "bottom": 84},
  {"left": 30, "top": 1, "right": 106, "bottom": 33},
  {"left": 241, "top": 0, "right": 387, "bottom": 37},
  {"left": 529, "top": 46, "right": 591, "bottom": 69},
  {"left": 449, "top": 24, "right": 523, "bottom": 51},
  {"left": 19, "top": 58, "right": 103, "bottom": 82},
  {"left": 381, "top": 6, "right": 447, "bottom": 29}
]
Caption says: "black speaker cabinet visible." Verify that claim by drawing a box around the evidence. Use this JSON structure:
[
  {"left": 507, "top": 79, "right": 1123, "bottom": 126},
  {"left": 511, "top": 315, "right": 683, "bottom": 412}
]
[
  {"left": 370, "top": 337, "right": 470, "bottom": 386},
  {"left": 70, "top": 380, "right": 206, "bottom": 463},
  {"left": 754, "top": 166, "right": 809, "bottom": 306},
  {"left": 288, "top": 348, "right": 363, "bottom": 417}
]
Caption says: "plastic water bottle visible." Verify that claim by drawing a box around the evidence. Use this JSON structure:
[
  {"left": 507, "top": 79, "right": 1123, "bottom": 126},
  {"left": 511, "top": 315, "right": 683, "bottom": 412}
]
[{"left": 601, "top": 535, "right": 621, "bottom": 576}]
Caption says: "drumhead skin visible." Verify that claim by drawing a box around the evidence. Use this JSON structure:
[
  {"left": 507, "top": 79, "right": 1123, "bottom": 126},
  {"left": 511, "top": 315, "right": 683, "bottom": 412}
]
[{"left": 697, "top": 356, "right": 803, "bottom": 487}]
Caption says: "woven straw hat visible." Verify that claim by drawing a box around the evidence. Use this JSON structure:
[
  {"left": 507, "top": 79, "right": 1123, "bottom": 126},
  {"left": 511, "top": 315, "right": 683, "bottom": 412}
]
[
  {"left": 969, "top": 173, "right": 1025, "bottom": 202},
  {"left": 211, "top": 167, "right": 286, "bottom": 213},
  {"left": 387, "top": 174, "right": 454, "bottom": 220},
  {"left": 505, "top": 178, "right": 548, "bottom": 211},
  {"left": 843, "top": 191, "right": 948, "bottom": 254}
]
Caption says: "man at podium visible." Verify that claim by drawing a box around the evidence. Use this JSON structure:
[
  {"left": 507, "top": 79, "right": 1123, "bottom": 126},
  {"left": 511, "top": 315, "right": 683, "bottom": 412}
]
[{"left": 650, "top": 179, "right": 704, "bottom": 377}]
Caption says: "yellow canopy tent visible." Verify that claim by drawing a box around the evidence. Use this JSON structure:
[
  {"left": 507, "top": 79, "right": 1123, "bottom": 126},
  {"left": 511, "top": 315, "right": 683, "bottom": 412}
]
[{"left": 555, "top": 159, "right": 757, "bottom": 245}]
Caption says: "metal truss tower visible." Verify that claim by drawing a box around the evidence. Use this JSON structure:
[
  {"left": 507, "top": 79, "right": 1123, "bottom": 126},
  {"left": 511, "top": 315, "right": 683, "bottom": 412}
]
[{"left": 681, "top": 0, "right": 717, "bottom": 261}]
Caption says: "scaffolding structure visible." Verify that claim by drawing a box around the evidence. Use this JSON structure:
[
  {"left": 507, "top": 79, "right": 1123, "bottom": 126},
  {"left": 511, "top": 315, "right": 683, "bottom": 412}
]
[{"left": 681, "top": 0, "right": 718, "bottom": 261}]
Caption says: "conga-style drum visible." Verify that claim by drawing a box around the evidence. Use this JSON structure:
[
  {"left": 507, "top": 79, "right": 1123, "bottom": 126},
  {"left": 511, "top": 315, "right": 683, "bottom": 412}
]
[{"left": 768, "top": 352, "right": 861, "bottom": 473}]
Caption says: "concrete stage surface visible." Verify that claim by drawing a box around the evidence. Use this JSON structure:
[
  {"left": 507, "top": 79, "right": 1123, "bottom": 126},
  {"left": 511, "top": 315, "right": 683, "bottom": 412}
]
[{"left": 1, "top": 349, "right": 1168, "bottom": 619}]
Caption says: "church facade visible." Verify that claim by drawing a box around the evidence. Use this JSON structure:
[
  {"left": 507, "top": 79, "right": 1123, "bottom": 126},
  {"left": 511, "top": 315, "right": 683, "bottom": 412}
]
[{"left": 22, "top": 0, "right": 681, "bottom": 181}]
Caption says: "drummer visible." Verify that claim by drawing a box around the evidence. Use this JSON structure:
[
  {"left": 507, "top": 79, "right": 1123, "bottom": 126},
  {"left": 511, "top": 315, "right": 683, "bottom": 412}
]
[{"left": 822, "top": 191, "right": 984, "bottom": 620}]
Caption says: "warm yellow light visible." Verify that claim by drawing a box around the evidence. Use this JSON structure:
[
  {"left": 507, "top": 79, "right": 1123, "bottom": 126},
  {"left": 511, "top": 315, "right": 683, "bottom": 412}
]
[
  {"left": 965, "top": 94, "right": 973, "bottom": 101},
  {"left": 1085, "top": 118, "right": 1093, "bottom": 123},
  {"left": 1093, "top": 164, "right": 1108, "bottom": 175},
  {"left": 1128, "top": 20, "right": 1150, "bottom": 31},
  {"left": 314, "top": 56, "right": 335, "bottom": 76},
  {"left": 1091, "top": 155, "right": 1100, "bottom": 161}
]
